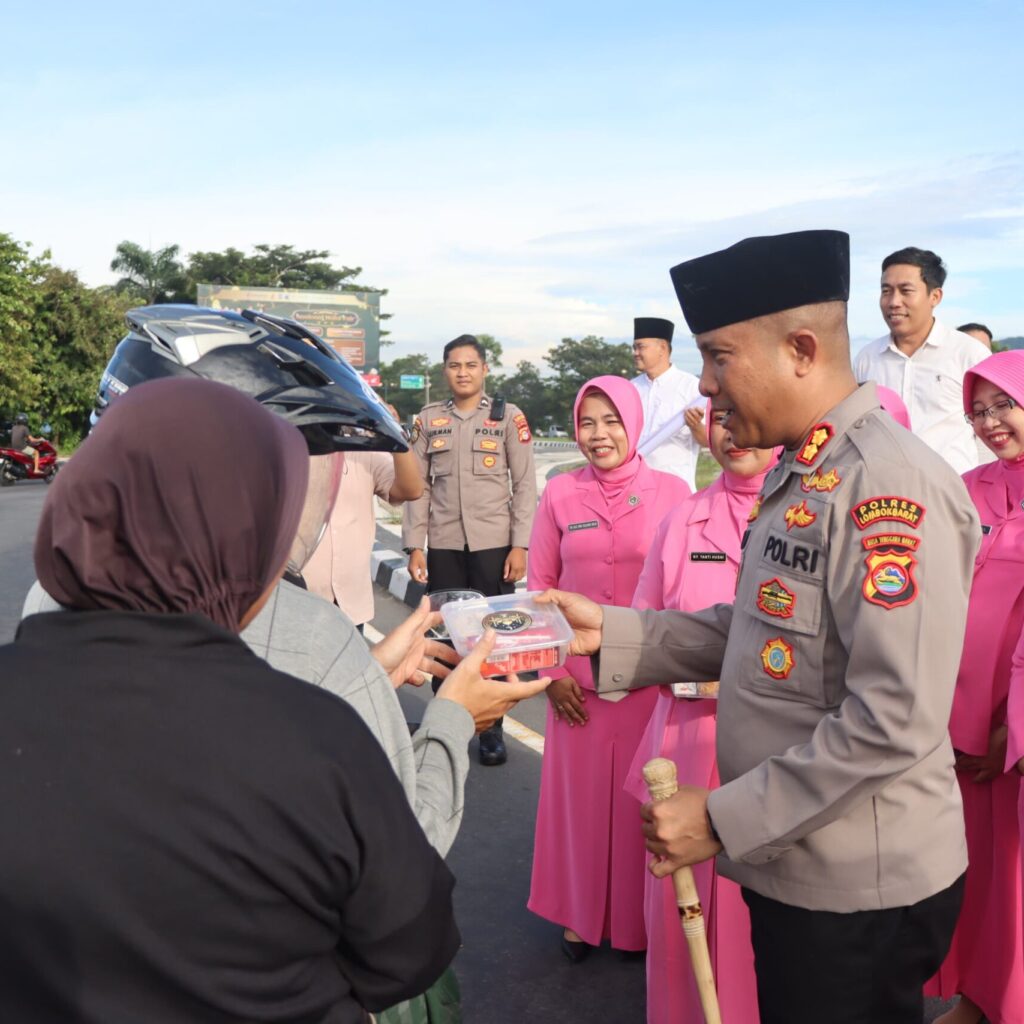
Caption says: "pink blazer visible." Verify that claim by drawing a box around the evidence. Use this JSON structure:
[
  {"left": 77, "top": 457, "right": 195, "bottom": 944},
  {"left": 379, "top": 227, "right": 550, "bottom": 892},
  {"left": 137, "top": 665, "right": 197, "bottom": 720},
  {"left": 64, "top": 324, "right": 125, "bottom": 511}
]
[
  {"left": 952, "top": 461, "right": 1024, "bottom": 754},
  {"left": 528, "top": 460, "right": 691, "bottom": 689}
]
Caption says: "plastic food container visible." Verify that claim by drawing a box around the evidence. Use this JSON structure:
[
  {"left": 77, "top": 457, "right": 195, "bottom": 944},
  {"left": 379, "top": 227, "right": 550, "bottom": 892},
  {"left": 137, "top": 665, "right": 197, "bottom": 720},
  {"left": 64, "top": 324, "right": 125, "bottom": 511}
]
[{"left": 440, "top": 591, "right": 574, "bottom": 677}]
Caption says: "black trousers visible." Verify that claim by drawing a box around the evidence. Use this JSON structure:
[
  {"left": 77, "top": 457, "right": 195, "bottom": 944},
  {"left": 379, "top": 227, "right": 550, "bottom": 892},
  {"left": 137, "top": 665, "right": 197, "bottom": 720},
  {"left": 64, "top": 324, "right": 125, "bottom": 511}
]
[
  {"left": 743, "top": 874, "right": 964, "bottom": 1024},
  {"left": 426, "top": 547, "right": 514, "bottom": 721},
  {"left": 426, "top": 546, "right": 515, "bottom": 598}
]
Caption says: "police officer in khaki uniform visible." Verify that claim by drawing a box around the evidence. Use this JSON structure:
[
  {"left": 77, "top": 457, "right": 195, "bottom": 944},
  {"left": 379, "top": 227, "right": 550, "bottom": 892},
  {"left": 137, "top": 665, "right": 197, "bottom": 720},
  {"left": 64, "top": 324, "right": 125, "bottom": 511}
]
[
  {"left": 403, "top": 334, "right": 537, "bottom": 765},
  {"left": 542, "top": 231, "right": 979, "bottom": 1023}
]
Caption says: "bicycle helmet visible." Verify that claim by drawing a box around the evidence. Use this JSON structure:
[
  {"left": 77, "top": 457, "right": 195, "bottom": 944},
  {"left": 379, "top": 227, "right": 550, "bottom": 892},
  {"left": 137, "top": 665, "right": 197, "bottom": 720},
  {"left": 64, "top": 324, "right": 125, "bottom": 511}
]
[{"left": 92, "top": 305, "right": 406, "bottom": 455}]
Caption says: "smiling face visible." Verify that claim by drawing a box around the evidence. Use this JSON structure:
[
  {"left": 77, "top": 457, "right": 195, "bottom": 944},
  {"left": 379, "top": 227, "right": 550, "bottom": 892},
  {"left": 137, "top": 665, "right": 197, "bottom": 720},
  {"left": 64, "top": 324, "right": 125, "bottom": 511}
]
[
  {"left": 632, "top": 337, "right": 671, "bottom": 376},
  {"left": 576, "top": 391, "right": 629, "bottom": 470},
  {"left": 879, "top": 264, "right": 941, "bottom": 342},
  {"left": 708, "top": 411, "right": 776, "bottom": 477},
  {"left": 695, "top": 320, "right": 795, "bottom": 450},
  {"left": 443, "top": 345, "right": 488, "bottom": 400},
  {"left": 970, "top": 378, "right": 1024, "bottom": 461}
]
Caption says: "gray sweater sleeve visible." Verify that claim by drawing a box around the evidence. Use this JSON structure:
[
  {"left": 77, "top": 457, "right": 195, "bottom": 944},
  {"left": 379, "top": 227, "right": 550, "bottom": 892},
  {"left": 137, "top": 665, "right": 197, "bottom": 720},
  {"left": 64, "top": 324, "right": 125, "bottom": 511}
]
[{"left": 246, "top": 583, "right": 474, "bottom": 857}]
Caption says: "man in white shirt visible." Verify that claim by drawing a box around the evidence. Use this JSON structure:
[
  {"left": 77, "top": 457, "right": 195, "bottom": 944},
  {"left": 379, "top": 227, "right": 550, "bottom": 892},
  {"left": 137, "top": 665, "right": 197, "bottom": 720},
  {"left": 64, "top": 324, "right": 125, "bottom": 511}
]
[
  {"left": 631, "top": 317, "right": 706, "bottom": 490},
  {"left": 854, "top": 247, "right": 990, "bottom": 474}
]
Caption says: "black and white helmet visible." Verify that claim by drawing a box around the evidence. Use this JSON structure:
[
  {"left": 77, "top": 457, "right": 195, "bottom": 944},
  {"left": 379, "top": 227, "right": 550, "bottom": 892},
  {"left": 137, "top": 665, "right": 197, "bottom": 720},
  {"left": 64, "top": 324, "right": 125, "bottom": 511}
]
[{"left": 92, "top": 305, "right": 405, "bottom": 455}]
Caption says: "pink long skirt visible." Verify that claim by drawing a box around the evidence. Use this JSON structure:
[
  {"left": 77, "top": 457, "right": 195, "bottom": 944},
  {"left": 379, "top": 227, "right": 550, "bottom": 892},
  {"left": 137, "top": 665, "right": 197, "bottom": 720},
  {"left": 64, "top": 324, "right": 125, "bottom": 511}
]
[
  {"left": 927, "top": 769, "right": 1024, "bottom": 1024},
  {"left": 624, "top": 690, "right": 760, "bottom": 1024},
  {"left": 528, "top": 686, "right": 658, "bottom": 950}
]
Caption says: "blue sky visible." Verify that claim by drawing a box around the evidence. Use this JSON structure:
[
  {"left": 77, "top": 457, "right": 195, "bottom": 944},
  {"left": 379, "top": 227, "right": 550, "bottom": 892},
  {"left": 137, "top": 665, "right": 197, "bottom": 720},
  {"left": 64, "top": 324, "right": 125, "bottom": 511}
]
[{"left": 2, "top": 0, "right": 1022, "bottom": 374}]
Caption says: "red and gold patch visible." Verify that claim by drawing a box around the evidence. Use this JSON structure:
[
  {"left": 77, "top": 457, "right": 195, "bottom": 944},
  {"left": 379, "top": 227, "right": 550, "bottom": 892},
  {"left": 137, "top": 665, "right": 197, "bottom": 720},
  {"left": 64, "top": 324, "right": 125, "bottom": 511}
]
[
  {"left": 756, "top": 578, "right": 796, "bottom": 619},
  {"left": 479, "top": 438, "right": 498, "bottom": 451},
  {"left": 850, "top": 495, "right": 925, "bottom": 531},
  {"left": 862, "top": 543, "right": 918, "bottom": 610},
  {"left": 513, "top": 412, "right": 532, "bottom": 443},
  {"left": 411, "top": 417, "right": 422, "bottom": 443},
  {"left": 484, "top": 418, "right": 500, "bottom": 427},
  {"left": 482, "top": 454, "right": 497, "bottom": 468},
  {"left": 800, "top": 467, "right": 841, "bottom": 493},
  {"left": 430, "top": 416, "right": 451, "bottom": 427},
  {"left": 748, "top": 496, "right": 763, "bottom": 523},
  {"left": 760, "top": 637, "right": 795, "bottom": 680},
  {"left": 784, "top": 500, "right": 817, "bottom": 531},
  {"left": 795, "top": 423, "right": 834, "bottom": 466},
  {"left": 862, "top": 533, "right": 920, "bottom": 553}
]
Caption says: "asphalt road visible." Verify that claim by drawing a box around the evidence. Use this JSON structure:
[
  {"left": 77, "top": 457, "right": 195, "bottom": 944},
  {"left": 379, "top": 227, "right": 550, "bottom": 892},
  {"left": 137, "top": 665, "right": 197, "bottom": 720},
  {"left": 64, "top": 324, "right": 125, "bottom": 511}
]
[{"left": 1, "top": 480, "right": 955, "bottom": 1022}]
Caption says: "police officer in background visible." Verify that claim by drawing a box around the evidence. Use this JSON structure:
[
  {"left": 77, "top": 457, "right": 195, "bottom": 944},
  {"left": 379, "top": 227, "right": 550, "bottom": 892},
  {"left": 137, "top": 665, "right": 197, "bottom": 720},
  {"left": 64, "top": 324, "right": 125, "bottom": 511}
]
[
  {"left": 403, "top": 334, "right": 537, "bottom": 766},
  {"left": 542, "top": 231, "right": 979, "bottom": 1023}
]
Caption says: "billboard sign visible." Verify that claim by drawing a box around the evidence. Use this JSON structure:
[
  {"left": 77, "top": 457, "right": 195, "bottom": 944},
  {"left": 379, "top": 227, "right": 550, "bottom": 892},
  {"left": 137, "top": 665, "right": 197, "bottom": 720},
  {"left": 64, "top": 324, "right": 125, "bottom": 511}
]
[
  {"left": 196, "top": 284, "right": 380, "bottom": 370},
  {"left": 400, "top": 374, "right": 426, "bottom": 389}
]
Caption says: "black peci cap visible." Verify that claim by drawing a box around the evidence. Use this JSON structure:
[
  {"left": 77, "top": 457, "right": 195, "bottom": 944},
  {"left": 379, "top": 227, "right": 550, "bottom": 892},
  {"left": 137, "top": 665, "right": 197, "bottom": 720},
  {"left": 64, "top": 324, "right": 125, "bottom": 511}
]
[
  {"left": 669, "top": 230, "right": 850, "bottom": 335},
  {"left": 633, "top": 317, "right": 675, "bottom": 342}
]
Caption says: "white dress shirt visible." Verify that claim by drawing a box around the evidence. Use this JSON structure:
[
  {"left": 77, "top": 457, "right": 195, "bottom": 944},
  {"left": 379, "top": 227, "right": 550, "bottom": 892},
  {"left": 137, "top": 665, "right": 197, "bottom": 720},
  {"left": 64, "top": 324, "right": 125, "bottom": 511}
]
[
  {"left": 854, "top": 319, "right": 991, "bottom": 475},
  {"left": 632, "top": 364, "right": 705, "bottom": 489}
]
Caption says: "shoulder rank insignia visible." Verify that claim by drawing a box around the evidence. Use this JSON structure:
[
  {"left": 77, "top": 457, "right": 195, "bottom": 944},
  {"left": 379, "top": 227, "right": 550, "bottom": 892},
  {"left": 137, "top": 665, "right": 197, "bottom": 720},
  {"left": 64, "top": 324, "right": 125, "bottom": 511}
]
[
  {"left": 795, "top": 423, "right": 834, "bottom": 466},
  {"left": 748, "top": 496, "right": 763, "bottom": 523},
  {"left": 862, "top": 535, "right": 919, "bottom": 609},
  {"left": 756, "top": 578, "right": 796, "bottom": 619},
  {"left": 800, "top": 467, "right": 841, "bottom": 493},
  {"left": 760, "top": 637, "right": 795, "bottom": 679},
  {"left": 784, "top": 500, "right": 816, "bottom": 530},
  {"left": 850, "top": 495, "right": 926, "bottom": 531}
]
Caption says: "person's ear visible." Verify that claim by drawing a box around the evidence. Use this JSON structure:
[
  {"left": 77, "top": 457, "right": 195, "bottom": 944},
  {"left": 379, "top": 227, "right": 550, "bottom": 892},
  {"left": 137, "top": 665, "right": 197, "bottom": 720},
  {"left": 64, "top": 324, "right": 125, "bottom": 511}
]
[
  {"left": 928, "top": 286, "right": 943, "bottom": 310},
  {"left": 788, "top": 328, "right": 820, "bottom": 379}
]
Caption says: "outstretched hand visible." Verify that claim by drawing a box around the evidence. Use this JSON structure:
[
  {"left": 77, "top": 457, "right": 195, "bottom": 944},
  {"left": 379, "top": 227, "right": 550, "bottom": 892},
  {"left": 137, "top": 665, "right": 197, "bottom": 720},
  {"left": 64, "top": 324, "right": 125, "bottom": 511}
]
[
  {"left": 371, "top": 597, "right": 460, "bottom": 688},
  {"left": 534, "top": 588, "right": 604, "bottom": 657},
  {"left": 436, "top": 629, "right": 552, "bottom": 733}
]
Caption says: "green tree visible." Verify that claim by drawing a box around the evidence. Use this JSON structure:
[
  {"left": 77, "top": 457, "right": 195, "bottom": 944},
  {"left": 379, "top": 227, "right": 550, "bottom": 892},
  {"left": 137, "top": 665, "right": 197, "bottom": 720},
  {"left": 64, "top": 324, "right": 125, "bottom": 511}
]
[
  {"left": 545, "top": 335, "right": 634, "bottom": 426},
  {"left": 474, "top": 333, "right": 504, "bottom": 368},
  {"left": 494, "top": 360, "right": 552, "bottom": 429},
  {"left": 29, "top": 268, "right": 133, "bottom": 445},
  {"left": 0, "top": 234, "right": 45, "bottom": 414},
  {"left": 110, "top": 241, "right": 188, "bottom": 304}
]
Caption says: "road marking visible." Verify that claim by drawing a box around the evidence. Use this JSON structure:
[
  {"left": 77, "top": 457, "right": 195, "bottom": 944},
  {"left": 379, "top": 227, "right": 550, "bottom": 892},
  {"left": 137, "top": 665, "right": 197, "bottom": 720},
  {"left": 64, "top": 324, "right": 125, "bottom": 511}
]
[{"left": 363, "top": 623, "right": 545, "bottom": 755}]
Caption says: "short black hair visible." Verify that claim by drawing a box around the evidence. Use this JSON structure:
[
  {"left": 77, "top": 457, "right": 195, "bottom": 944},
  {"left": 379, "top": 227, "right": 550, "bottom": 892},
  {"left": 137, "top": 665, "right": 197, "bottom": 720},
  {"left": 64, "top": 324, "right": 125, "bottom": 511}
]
[
  {"left": 957, "top": 322, "right": 993, "bottom": 342},
  {"left": 443, "top": 334, "right": 487, "bottom": 363},
  {"left": 881, "top": 247, "right": 947, "bottom": 291}
]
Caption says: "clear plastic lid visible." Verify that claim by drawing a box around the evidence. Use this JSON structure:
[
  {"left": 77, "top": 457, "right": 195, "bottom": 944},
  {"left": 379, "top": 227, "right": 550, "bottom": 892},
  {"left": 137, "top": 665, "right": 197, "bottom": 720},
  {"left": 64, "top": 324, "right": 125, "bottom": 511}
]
[{"left": 440, "top": 591, "right": 574, "bottom": 663}]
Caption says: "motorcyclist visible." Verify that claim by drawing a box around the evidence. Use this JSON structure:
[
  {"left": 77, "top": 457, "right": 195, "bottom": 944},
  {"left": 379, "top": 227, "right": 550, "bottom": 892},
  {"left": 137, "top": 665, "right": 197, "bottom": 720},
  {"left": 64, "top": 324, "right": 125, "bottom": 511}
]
[{"left": 11, "top": 414, "right": 43, "bottom": 475}]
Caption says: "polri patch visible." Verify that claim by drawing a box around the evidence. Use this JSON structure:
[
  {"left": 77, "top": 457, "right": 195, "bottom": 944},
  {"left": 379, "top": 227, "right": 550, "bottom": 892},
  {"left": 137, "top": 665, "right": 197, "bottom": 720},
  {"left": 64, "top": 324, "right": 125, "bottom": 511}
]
[
  {"left": 801, "top": 467, "right": 841, "bottom": 493},
  {"left": 760, "top": 637, "right": 795, "bottom": 680},
  {"left": 691, "top": 552, "right": 727, "bottom": 562},
  {"left": 850, "top": 496, "right": 925, "bottom": 531},
  {"left": 756, "top": 578, "right": 796, "bottom": 619},
  {"left": 862, "top": 538, "right": 918, "bottom": 610},
  {"left": 411, "top": 417, "right": 422, "bottom": 443},
  {"left": 784, "top": 501, "right": 816, "bottom": 531},
  {"left": 568, "top": 520, "right": 599, "bottom": 532},
  {"left": 482, "top": 454, "right": 497, "bottom": 468},
  {"left": 862, "top": 533, "right": 920, "bottom": 552},
  {"left": 795, "top": 423, "right": 834, "bottom": 466},
  {"left": 430, "top": 416, "right": 451, "bottom": 427},
  {"left": 513, "top": 412, "right": 532, "bottom": 443}
]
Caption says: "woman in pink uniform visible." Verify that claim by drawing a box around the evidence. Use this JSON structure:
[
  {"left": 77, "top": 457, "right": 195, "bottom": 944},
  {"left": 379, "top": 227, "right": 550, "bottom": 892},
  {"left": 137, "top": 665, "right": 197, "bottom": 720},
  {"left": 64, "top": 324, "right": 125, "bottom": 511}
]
[
  {"left": 1007, "top": 628, "right": 1024, "bottom": 894},
  {"left": 625, "top": 406, "right": 776, "bottom": 1024},
  {"left": 527, "top": 375, "right": 691, "bottom": 961},
  {"left": 929, "top": 351, "right": 1024, "bottom": 1024}
]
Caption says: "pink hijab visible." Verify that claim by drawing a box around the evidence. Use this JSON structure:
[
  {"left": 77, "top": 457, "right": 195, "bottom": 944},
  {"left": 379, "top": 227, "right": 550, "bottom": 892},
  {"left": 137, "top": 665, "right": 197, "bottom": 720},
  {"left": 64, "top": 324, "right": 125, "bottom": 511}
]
[
  {"left": 573, "top": 375, "right": 645, "bottom": 503},
  {"left": 704, "top": 401, "right": 779, "bottom": 538},
  {"left": 963, "top": 350, "right": 1024, "bottom": 510},
  {"left": 876, "top": 385, "right": 911, "bottom": 430}
]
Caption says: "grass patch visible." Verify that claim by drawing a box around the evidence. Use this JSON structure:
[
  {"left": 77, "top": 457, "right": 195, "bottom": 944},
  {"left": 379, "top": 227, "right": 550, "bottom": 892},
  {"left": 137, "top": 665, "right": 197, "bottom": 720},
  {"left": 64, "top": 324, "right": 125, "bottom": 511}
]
[{"left": 695, "top": 451, "right": 722, "bottom": 490}]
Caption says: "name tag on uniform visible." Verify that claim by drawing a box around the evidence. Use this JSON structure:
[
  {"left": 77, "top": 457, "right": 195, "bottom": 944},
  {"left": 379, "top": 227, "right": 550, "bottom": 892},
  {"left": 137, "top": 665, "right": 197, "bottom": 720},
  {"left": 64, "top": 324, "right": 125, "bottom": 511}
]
[
  {"left": 568, "top": 520, "right": 599, "bottom": 532},
  {"left": 981, "top": 524, "right": 992, "bottom": 535},
  {"left": 690, "top": 552, "right": 726, "bottom": 562}
]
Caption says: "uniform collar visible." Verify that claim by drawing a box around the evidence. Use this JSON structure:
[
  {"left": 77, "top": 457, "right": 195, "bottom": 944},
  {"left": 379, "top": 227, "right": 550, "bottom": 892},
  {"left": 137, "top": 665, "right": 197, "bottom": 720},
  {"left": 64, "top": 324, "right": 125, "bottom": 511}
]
[
  {"left": 763, "top": 382, "right": 880, "bottom": 495},
  {"left": 445, "top": 395, "right": 490, "bottom": 415}
]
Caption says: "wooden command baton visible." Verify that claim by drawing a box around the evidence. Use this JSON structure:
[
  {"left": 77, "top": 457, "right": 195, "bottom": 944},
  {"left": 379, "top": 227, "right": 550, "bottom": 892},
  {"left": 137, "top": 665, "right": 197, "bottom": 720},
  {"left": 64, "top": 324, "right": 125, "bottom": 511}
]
[{"left": 643, "top": 757, "right": 722, "bottom": 1024}]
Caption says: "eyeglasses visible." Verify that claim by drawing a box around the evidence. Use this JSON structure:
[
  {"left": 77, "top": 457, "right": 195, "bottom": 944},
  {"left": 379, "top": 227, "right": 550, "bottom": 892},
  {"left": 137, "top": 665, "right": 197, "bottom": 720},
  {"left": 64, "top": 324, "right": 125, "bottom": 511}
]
[{"left": 965, "top": 398, "right": 1017, "bottom": 425}]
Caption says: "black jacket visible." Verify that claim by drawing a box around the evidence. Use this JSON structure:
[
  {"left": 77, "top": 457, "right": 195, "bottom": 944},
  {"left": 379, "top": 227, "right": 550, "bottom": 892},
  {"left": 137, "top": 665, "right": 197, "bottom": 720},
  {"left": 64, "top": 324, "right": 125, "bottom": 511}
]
[{"left": 0, "top": 611, "right": 459, "bottom": 1023}]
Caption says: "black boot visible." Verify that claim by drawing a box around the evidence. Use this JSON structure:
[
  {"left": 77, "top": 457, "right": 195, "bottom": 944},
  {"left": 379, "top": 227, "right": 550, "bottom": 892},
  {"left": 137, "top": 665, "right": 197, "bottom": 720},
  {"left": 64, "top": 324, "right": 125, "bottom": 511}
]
[{"left": 478, "top": 718, "right": 506, "bottom": 766}]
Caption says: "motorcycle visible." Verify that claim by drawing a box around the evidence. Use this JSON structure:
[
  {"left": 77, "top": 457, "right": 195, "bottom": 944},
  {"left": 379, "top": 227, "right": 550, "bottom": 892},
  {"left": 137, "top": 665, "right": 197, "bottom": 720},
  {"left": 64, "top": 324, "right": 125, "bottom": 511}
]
[{"left": 0, "top": 438, "right": 60, "bottom": 486}]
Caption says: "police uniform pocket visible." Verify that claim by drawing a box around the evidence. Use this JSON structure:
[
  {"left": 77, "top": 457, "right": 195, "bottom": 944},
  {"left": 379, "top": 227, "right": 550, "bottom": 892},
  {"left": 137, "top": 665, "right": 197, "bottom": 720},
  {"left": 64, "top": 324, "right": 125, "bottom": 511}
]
[
  {"left": 741, "top": 576, "right": 832, "bottom": 708},
  {"left": 428, "top": 436, "right": 454, "bottom": 477},
  {"left": 472, "top": 436, "right": 504, "bottom": 474}
]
